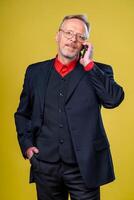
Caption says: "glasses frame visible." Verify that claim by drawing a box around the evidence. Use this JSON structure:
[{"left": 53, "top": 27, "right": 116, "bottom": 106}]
[{"left": 59, "top": 29, "right": 87, "bottom": 43}]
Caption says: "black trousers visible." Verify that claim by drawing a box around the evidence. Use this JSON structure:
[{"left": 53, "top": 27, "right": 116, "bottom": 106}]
[{"left": 30, "top": 156, "right": 100, "bottom": 200}]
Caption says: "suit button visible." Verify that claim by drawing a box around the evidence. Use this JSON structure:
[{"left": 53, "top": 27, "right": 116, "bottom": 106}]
[
  {"left": 59, "top": 92, "right": 63, "bottom": 96},
  {"left": 59, "top": 139, "right": 64, "bottom": 144},
  {"left": 58, "top": 109, "right": 62, "bottom": 113},
  {"left": 62, "top": 78, "right": 66, "bottom": 82},
  {"left": 59, "top": 124, "right": 63, "bottom": 128}
]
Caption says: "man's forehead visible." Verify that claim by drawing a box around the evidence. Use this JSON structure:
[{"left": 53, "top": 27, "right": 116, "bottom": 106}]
[{"left": 61, "top": 18, "right": 86, "bottom": 31}]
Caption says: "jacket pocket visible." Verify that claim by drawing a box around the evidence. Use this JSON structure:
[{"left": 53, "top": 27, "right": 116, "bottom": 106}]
[{"left": 93, "top": 137, "right": 110, "bottom": 151}]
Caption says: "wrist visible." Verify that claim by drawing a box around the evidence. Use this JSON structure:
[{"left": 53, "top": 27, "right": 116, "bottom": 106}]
[
  {"left": 83, "top": 60, "right": 94, "bottom": 71},
  {"left": 83, "top": 59, "right": 93, "bottom": 67}
]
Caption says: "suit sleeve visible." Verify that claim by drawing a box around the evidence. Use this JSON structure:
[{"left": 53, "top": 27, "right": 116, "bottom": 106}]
[
  {"left": 14, "top": 66, "right": 34, "bottom": 158},
  {"left": 87, "top": 64, "right": 124, "bottom": 108}
]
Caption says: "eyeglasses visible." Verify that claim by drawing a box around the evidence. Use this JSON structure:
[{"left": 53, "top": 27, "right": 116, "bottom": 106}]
[{"left": 59, "top": 29, "right": 87, "bottom": 43}]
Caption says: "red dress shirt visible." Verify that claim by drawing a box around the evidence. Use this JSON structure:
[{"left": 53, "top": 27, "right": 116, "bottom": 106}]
[{"left": 54, "top": 57, "right": 94, "bottom": 77}]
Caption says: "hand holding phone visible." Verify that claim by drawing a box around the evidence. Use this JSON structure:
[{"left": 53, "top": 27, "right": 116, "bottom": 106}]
[
  {"left": 81, "top": 45, "right": 89, "bottom": 58},
  {"left": 80, "top": 43, "right": 93, "bottom": 66}
]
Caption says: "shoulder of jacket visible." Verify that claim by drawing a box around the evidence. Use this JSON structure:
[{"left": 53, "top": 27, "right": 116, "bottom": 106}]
[
  {"left": 26, "top": 58, "right": 55, "bottom": 72},
  {"left": 94, "top": 61, "right": 113, "bottom": 73},
  {"left": 94, "top": 61, "right": 112, "bottom": 68}
]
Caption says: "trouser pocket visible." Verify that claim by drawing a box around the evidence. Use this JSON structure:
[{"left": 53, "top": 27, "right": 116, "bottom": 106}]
[{"left": 30, "top": 154, "right": 40, "bottom": 171}]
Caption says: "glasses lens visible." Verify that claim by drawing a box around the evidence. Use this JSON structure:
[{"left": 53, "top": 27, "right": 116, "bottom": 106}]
[
  {"left": 77, "top": 34, "right": 86, "bottom": 42},
  {"left": 60, "top": 29, "right": 86, "bottom": 42},
  {"left": 64, "top": 31, "right": 73, "bottom": 39}
]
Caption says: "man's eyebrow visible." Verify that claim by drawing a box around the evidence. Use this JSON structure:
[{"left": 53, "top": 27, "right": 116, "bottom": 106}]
[{"left": 63, "top": 29, "right": 85, "bottom": 35}]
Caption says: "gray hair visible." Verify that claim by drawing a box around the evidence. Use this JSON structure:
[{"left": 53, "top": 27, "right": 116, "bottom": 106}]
[{"left": 59, "top": 14, "right": 90, "bottom": 36}]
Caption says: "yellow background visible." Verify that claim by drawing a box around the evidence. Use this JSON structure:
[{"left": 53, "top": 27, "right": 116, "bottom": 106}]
[{"left": 0, "top": 0, "right": 134, "bottom": 199}]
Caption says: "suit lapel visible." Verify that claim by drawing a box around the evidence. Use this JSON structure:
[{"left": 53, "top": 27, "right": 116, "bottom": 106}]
[
  {"left": 65, "top": 62, "right": 86, "bottom": 104},
  {"left": 37, "top": 59, "right": 54, "bottom": 111}
]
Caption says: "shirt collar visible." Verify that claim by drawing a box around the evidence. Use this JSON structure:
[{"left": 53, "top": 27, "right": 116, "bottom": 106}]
[{"left": 54, "top": 55, "right": 78, "bottom": 77}]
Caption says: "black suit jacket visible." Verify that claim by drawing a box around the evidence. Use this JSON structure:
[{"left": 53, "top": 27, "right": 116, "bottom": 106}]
[{"left": 14, "top": 59, "right": 124, "bottom": 187}]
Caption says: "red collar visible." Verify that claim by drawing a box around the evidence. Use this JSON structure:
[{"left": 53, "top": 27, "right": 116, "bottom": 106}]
[{"left": 54, "top": 56, "right": 78, "bottom": 77}]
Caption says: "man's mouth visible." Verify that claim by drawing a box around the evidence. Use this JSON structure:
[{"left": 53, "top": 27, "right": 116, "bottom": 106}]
[{"left": 65, "top": 44, "right": 77, "bottom": 49}]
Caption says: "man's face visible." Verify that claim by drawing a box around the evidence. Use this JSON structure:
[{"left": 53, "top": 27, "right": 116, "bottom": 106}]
[{"left": 56, "top": 18, "right": 88, "bottom": 60}]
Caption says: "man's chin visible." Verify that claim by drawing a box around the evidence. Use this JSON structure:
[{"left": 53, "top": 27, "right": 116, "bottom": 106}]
[{"left": 62, "top": 52, "right": 78, "bottom": 60}]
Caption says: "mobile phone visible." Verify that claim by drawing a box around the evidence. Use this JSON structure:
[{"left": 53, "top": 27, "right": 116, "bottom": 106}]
[{"left": 80, "top": 45, "right": 88, "bottom": 58}]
